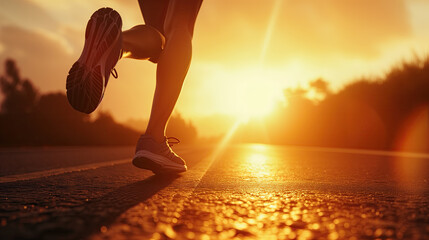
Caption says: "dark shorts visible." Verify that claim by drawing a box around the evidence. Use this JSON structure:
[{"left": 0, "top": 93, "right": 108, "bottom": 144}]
[{"left": 137, "top": 0, "right": 202, "bottom": 36}]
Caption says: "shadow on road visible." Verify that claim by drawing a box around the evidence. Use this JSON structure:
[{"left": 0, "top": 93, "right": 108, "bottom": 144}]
[
  {"left": 0, "top": 172, "right": 182, "bottom": 240},
  {"left": 74, "top": 174, "right": 180, "bottom": 239},
  {"left": 0, "top": 147, "right": 213, "bottom": 240}
]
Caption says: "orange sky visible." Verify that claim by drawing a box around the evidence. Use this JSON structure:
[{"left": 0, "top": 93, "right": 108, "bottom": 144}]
[{"left": 1, "top": 0, "right": 429, "bottom": 136}]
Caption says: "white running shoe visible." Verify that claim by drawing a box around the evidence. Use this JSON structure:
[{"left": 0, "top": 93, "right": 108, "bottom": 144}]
[{"left": 132, "top": 135, "right": 187, "bottom": 174}]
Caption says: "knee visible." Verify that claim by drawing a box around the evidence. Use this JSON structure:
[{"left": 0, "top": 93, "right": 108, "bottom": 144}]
[
  {"left": 164, "top": 19, "right": 194, "bottom": 42},
  {"left": 134, "top": 25, "right": 165, "bottom": 49},
  {"left": 125, "top": 25, "right": 165, "bottom": 62}
]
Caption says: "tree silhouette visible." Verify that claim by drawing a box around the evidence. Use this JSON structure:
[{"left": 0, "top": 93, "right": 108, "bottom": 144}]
[
  {"left": 0, "top": 59, "right": 38, "bottom": 114},
  {"left": 0, "top": 59, "right": 198, "bottom": 146},
  {"left": 236, "top": 56, "right": 429, "bottom": 152}
]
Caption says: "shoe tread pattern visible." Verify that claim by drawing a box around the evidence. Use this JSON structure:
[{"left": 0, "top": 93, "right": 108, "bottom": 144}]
[{"left": 66, "top": 8, "right": 122, "bottom": 114}]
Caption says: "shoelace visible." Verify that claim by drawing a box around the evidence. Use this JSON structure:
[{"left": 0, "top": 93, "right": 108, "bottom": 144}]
[
  {"left": 159, "top": 137, "right": 184, "bottom": 163},
  {"left": 111, "top": 49, "right": 123, "bottom": 79},
  {"left": 166, "top": 137, "right": 180, "bottom": 147},
  {"left": 111, "top": 68, "right": 118, "bottom": 79}
]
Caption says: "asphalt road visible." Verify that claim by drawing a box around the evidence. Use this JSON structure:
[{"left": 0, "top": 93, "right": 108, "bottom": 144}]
[{"left": 0, "top": 144, "right": 429, "bottom": 239}]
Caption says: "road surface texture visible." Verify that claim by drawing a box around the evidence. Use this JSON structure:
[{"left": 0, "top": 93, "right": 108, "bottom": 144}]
[{"left": 0, "top": 144, "right": 429, "bottom": 239}]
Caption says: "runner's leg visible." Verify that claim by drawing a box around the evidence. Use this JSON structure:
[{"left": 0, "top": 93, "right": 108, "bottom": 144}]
[
  {"left": 131, "top": 0, "right": 202, "bottom": 173},
  {"left": 144, "top": 0, "right": 202, "bottom": 143}
]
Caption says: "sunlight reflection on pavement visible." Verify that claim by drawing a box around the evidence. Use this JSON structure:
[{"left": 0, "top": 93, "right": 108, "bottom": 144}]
[{"left": 90, "top": 144, "right": 429, "bottom": 240}]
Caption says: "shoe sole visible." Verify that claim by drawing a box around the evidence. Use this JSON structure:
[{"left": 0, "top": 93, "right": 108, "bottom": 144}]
[
  {"left": 66, "top": 7, "right": 122, "bottom": 114},
  {"left": 132, "top": 150, "right": 187, "bottom": 174}
]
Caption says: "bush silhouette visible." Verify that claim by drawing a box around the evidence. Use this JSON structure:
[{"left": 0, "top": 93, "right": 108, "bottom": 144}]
[
  {"left": 236, "top": 57, "right": 429, "bottom": 152},
  {"left": 0, "top": 59, "right": 198, "bottom": 146}
]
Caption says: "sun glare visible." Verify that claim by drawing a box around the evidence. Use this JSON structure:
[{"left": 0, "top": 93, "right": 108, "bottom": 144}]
[
  {"left": 233, "top": 81, "right": 278, "bottom": 122},
  {"left": 234, "top": 0, "right": 283, "bottom": 122},
  {"left": 260, "top": 0, "right": 283, "bottom": 64},
  {"left": 242, "top": 144, "right": 273, "bottom": 180},
  {"left": 207, "top": 66, "right": 285, "bottom": 122}
]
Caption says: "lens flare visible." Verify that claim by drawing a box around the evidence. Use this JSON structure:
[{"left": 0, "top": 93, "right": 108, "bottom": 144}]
[
  {"left": 394, "top": 105, "right": 429, "bottom": 191},
  {"left": 260, "top": 0, "right": 283, "bottom": 64}
]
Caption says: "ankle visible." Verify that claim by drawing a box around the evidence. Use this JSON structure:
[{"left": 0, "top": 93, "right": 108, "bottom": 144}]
[{"left": 144, "top": 132, "right": 165, "bottom": 144}]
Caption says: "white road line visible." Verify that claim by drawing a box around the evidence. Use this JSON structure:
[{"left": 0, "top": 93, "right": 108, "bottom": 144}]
[
  {"left": 0, "top": 158, "right": 130, "bottom": 184},
  {"left": 0, "top": 149, "right": 197, "bottom": 184}
]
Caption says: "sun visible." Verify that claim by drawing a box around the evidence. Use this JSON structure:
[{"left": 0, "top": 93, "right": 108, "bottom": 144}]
[
  {"left": 208, "top": 66, "right": 285, "bottom": 122},
  {"left": 232, "top": 83, "right": 277, "bottom": 121}
]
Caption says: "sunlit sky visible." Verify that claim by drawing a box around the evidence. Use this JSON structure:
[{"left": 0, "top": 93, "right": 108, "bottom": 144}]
[{"left": 1, "top": 0, "right": 429, "bottom": 136}]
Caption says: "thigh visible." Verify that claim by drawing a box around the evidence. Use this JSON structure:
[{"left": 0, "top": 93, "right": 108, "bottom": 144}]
[
  {"left": 137, "top": 0, "right": 170, "bottom": 35},
  {"left": 164, "top": 0, "right": 203, "bottom": 37}
]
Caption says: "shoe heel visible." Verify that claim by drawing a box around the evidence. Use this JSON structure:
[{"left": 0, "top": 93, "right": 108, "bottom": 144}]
[
  {"left": 132, "top": 157, "right": 164, "bottom": 175},
  {"left": 66, "top": 62, "right": 103, "bottom": 114}
]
